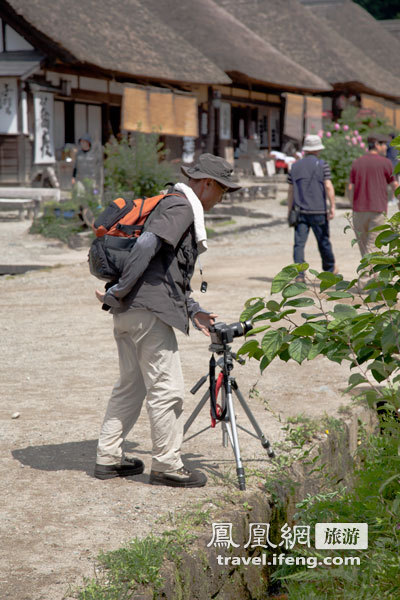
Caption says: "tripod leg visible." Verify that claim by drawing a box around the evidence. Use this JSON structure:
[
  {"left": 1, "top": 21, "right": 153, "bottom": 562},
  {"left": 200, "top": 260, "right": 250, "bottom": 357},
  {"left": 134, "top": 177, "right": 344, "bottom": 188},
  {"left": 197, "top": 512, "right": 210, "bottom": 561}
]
[
  {"left": 223, "top": 387, "right": 246, "bottom": 491},
  {"left": 221, "top": 421, "right": 229, "bottom": 447},
  {"left": 184, "top": 390, "right": 210, "bottom": 435},
  {"left": 233, "top": 384, "right": 275, "bottom": 458}
]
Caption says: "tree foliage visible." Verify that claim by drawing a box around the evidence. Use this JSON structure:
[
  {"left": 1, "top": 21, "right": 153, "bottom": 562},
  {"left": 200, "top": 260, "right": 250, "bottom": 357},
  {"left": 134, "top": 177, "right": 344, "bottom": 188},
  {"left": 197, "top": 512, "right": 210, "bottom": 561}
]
[
  {"left": 239, "top": 137, "right": 400, "bottom": 431},
  {"left": 354, "top": 0, "right": 400, "bottom": 20},
  {"left": 320, "top": 107, "right": 393, "bottom": 196},
  {"left": 104, "top": 132, "right": 175, "bottom": 198}
]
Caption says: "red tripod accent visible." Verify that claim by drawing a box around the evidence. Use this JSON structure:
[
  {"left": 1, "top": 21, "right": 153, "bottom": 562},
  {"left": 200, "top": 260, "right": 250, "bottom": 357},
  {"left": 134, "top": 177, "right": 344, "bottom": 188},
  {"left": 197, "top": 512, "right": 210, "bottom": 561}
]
[{"left": 210, "top": 372, "right": 224, "bottom": 427}]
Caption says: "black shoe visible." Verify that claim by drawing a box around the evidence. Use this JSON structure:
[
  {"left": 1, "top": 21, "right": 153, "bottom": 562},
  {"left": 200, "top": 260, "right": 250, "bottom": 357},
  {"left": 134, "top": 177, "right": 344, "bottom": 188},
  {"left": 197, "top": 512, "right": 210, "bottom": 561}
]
[
  {"left": 149, "top": 467, "right": 207, "bottom": 488},
  {"left": 94, "top": 457, "right": 144, "bottom": 480}
]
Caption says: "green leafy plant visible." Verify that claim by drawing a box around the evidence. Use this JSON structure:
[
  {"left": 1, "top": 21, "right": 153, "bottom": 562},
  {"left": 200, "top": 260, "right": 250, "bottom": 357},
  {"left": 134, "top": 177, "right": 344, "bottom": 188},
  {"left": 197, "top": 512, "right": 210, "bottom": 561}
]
[
  {"left": 319, "top": 106, "right": 395, "bottom": 196},
  {"left": 72, "top": 177, "right": 103, "bottom": 209},
  {"left": 76, "top": 527, "right": 196, "bottom": 599},
  {"left": 272, "top": 432, "right": 400, "bottom": 599},
  {"left": 238, "top": 212, "right": 400, "bottom": 435},
  {"left": 29, "top": 200, "right": 86, "bottom": 244},
  {"left": 104, "top": 132, "right": 175, "bottom": 198}
]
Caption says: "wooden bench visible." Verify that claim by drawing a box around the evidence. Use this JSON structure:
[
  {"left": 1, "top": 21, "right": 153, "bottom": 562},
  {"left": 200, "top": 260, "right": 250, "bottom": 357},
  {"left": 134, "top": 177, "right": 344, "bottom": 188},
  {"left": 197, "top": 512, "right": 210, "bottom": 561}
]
[{"left": 0, "top": 187, "right": 61, "bottom": 220}]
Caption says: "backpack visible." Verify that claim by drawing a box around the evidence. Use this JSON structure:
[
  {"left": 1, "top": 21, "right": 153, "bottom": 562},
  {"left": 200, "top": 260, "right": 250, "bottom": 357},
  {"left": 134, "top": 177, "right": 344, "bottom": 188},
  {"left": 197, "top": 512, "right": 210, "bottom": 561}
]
[{"left": 88, "top": 191, "right": 183, "bottom": 281}]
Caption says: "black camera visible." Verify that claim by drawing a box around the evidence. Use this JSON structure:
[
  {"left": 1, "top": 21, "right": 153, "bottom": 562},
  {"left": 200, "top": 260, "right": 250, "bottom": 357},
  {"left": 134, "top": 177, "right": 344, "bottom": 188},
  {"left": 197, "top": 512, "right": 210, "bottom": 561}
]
[{"left": 209, "top": 320, "right": 253, "bottom": 345}]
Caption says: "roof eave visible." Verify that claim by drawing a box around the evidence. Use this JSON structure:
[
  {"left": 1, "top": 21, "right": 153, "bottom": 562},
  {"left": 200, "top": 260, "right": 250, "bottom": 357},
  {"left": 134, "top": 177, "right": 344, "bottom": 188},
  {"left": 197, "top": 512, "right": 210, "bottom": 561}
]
[
  {"left": 75, "top": 62, "right": 232, "bottom": 87},
  {"left": 227, "top": 71, "right": 332, "bottom": 94},
  {"left": 332, "top": 81, "right": 400, "bottom": 102}
]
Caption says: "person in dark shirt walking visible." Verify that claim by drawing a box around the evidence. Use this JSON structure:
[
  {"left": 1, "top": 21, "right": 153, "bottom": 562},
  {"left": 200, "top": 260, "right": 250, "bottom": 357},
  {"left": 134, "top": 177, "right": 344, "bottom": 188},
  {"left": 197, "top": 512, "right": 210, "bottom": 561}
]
[
  {"left": 349, "top": 134, "right": 399, "bottom": 257},
  {"left": 287, "top": 134, "right": 336, "bottom": 282}
]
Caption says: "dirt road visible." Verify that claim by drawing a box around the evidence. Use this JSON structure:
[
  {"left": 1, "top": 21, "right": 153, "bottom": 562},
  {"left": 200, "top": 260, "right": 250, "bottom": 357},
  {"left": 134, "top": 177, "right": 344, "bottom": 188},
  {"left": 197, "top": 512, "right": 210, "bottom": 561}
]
[{"left": 0, "top": 196, "right": 377, "bottom": 599}]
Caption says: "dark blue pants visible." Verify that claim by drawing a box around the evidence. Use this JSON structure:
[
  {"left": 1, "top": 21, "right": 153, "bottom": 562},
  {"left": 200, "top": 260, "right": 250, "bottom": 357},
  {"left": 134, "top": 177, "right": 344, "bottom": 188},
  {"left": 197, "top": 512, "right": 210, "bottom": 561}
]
[{"left": 294, "top": 213, "right": 335, "bottom": 272}]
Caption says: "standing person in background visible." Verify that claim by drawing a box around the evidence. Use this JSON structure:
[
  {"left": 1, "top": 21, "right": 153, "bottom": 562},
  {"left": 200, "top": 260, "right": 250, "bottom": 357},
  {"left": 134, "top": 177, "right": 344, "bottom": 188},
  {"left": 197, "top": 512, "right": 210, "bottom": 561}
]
[
  {"left": 287, "top": 134, "right": 336, "bottom": 282},
  {"left": 387, "top": 133, "right": 399, "bottom": 205},
  {"left": 72, "top": 134, "right": 102, "bottom": 196},
  {"left": 349, "top": 134, "right": 399, "bottom": 257}
]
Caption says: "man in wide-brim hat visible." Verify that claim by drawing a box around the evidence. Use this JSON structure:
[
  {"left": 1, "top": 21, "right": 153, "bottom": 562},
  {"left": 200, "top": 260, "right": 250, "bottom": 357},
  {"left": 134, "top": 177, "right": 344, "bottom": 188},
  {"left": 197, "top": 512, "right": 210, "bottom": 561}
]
[{"left": 94, "top": 154, "right": 241, "bottom": 489}]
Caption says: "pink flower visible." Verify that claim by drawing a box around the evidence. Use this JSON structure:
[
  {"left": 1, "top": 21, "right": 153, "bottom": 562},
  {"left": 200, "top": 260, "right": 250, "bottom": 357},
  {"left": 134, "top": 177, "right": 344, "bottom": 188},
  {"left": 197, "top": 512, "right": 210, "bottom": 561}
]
[
  {"left": 353, "top": 130, "right": 359, "bottom": 135},
  {"left": 334, "top": 123, "right": 340, "bottom": 130},
  {"left": 360, "top": 142, "right": 365, "bottom": 148},
  {"left": 357, "top": 135, "right": 362, "bottom": 142},
  {"left": 343, "top": 125, "right": 349, "bottom": 131},
  {"left": 326, "top": 131, "right": 332, "bottom": 137},
  {"left": 351, "top": 137, "right": 357, "bottom": 144},
  {"left": 317, "top": 129, "right": 324, "bottom": 138},
  {"left": 345, "top": 135, "right": 350, "bottom": 140}
]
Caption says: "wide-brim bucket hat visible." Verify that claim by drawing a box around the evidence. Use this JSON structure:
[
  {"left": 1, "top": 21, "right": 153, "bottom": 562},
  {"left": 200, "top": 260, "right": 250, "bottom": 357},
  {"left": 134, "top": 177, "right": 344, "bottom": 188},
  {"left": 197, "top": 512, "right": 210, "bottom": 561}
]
[
  {"left": 302, "top": 134, "right": 325, "bottom": 152},
  {"left": 181, "top": 153, "right": 241, "bottom": 192}
]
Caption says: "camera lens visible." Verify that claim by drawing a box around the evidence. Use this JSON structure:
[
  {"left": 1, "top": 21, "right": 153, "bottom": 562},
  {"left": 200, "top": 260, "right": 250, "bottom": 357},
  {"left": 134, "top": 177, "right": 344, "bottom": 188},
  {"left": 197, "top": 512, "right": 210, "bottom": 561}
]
[{"left": 229, "top": 320, "right": 253, "bottom": 339}]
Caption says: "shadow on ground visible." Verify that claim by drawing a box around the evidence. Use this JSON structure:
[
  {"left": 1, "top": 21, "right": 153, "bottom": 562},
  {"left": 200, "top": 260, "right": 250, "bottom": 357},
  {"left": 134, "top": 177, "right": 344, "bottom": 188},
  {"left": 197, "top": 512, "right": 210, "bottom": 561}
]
[
  {"left": 11, "top": 439, "right": 141, "bottom": 475},
  {"left": 11, "top": 439, "right": 268, "bottom": 488}
]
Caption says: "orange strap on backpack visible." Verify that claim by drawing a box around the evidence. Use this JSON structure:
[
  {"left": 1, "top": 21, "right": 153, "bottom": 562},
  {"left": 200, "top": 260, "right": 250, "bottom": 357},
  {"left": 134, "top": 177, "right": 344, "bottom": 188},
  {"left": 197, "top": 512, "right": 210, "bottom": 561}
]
[{"left": 94, "top": 192, "right": 185, "bottom": 238}]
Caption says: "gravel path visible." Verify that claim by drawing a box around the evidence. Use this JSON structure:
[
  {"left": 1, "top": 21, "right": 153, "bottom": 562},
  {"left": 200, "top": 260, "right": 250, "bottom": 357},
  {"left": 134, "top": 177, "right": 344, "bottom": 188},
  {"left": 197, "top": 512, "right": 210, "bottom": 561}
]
[{"left": 0, "top": 197, "right": 381, "bottom": 600}]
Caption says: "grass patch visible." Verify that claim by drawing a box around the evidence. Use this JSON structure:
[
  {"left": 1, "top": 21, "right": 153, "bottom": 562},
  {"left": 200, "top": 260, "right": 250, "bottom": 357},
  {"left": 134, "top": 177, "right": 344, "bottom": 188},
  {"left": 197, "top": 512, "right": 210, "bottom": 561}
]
[
  {"left": 74, "top": 523, "right": 196, "bottom": 599},
  {"left": 206, "top": 219, "right": 237, "bottom": 238},
  {"left": 211, "top": 218, "right": 236, "bottom": 228},
  {"left": 30, "top": 200, "right": 87, "bottom": 244},
  {"left": 284, "top": 414, "right": 321, "bottom": 447},
  {"left": 272, "top": 427, "right": 400, "bottom": 599}
]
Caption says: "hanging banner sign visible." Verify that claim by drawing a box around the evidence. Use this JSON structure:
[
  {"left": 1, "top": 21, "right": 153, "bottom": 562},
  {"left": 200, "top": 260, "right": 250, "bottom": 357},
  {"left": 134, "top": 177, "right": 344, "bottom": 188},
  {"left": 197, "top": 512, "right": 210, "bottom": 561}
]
[
  {"left": 0, "top": 78, "right": 18, "bottom": 134},
  {"left": 361, "top": 94, "right": 386, "bottom": 117},
  {"left": 305, "top": 96, "right": 323, "bottom": 134},
  {"left": 34, "top": 92, "right": 55, "bottom": 164},
  {"left": 219, "top": 102, "right": 231, "bottom": 140},
  {"left": 284, "top": 93, "right": 304, "bottom": 142},
  {"left": 122, "top": 85, "right": 198, "bottom": 137}
]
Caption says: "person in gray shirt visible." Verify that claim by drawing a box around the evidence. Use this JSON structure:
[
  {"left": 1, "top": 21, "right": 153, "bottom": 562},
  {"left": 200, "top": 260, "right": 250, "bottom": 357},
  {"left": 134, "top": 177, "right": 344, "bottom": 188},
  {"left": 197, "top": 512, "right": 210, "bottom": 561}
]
[
  {"left": 287, "top": 135, "right": 336, "bottom": 282},
  {"left": 94, "top": 154, "right": 240, "bottom": 488}
]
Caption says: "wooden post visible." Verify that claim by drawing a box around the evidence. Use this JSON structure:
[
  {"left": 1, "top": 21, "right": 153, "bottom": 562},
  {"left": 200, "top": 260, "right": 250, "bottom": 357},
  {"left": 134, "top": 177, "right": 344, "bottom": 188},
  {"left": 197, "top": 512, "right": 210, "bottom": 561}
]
[
  {"left": 207, "top": 86, "right": 215, "bottom": 154},
  {"left": 267, "top": 107, "right": 272, "bottom": 153}
]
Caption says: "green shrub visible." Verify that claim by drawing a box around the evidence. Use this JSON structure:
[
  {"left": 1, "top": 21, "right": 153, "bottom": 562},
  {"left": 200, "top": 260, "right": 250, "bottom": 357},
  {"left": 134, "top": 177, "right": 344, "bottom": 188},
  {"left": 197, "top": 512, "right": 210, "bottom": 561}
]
[
  {"left": 320, "top": 107, "right": 395, "bottom": 196},
  {"left": 30, "top": 200, "right": 86, "bottom": 243},
  {"left": 273, "top": 432, "right": 400, "bottom": 599},
  {"left": 104, "top": 132, "right": 175, "bottom": 198}
]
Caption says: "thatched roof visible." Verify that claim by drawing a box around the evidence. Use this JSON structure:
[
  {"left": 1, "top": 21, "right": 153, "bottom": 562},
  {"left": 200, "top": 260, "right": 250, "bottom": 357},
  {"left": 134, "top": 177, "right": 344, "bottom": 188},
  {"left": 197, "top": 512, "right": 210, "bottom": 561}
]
[
  {"left": 142, "top": 0, "right": 331, "bottom": 92},
  {"left": 1, "top": 0, "right": 231, "bottom": 85},
  {"left": 304, "top": 0, "right": 400, "bottom": 80},
  {"left": 380, "top": 19, "right": 400, "bottom": 43},
  {"left": 216, "top": 0, "right": 400, "bottom": 99}
]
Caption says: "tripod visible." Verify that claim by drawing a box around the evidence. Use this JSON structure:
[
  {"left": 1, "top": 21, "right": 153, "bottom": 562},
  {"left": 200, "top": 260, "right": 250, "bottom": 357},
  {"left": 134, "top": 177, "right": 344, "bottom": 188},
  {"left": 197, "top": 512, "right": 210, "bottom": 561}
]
[{"left": 183, "top": 341, "right": 275, "bottom": 490}]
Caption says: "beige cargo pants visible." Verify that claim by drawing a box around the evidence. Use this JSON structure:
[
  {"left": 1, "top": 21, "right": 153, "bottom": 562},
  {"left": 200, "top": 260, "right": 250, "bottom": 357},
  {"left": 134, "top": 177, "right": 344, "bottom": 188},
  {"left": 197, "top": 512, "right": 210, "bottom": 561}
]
[
  {"left": 96, "top": 308, "right": 185, "bottom": 473},
  {"left": 352, "top": 211, "right": 386, "bottom": 257}
]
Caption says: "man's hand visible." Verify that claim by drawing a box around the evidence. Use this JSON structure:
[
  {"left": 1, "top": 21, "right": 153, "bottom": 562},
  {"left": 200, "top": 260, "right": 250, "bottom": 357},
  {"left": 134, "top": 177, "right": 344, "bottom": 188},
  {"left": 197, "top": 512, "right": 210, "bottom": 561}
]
[
  {"left": 193, "top": 311, "right": 218, "bottom": 336},
  {"left": 95, "top": 289, "right": 105, "bottom": 303},
  {"left": 328, "top": 206, "right": 335, "bottom": 220}
]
